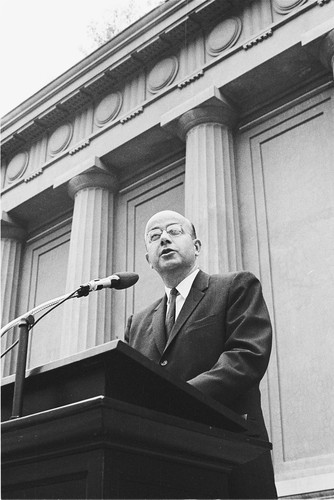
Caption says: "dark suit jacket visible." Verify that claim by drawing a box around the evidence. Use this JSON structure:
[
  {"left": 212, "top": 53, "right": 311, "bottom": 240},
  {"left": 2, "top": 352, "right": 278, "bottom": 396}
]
[{"left": 125, "top": 270, "right": 277, "bottom": 498}]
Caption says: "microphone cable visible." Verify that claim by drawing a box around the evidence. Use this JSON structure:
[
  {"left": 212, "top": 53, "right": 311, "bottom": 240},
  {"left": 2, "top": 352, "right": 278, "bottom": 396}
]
[
  {"left": 1, "top": 272, "right": 139, "bottom": 359},
  {"left": 1, "top": 289, "right": 78, "bottom": 359}
]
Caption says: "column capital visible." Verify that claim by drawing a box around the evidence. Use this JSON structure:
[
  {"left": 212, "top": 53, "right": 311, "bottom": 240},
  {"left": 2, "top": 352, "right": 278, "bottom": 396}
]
[
  {"left": 301, "top": 22, "right": 334, "bottom": 76},
  {"left": 68, "top": 170, "right": 119, "bottom": 199},
  {"left": 1, "top": 212, "right": 26, "bottom": 241},
  {"left": 178, "top": 103, "right": 237, "bottom": 140},
  {"left": 161, "top": 86, "right": 238, "bottom": 141},
  {"left": 319, "top": 29, "right": 334, "bottom": 73}
]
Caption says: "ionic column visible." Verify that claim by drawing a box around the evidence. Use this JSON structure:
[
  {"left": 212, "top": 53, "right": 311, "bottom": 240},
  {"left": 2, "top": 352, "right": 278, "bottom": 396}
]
[
  {"left": 178, "top": 101, "right": 242, "bottom": 274},
  {"left": 319, "top": 29, "right": 334, "bottom": 78},
  {"left": 60, "top": 170, "right": 118, "bottom": 357},
  {"left": 1, "top": 215, "right": 26, "bottom": 376}
]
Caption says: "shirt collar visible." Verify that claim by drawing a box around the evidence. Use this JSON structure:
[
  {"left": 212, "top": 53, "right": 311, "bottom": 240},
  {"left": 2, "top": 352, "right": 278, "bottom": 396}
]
[{"left": 165, "top": 268, "right": 200, "bottom": 301}]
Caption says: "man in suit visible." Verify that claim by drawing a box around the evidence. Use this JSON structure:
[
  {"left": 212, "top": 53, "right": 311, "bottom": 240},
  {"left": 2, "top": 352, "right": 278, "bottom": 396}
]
[{"left": 125, "top": 210, "right": 277, "bottom": 499}]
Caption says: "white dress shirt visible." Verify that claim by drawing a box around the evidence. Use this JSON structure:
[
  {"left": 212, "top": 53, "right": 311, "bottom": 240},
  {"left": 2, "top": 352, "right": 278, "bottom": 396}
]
[{"left": 165, "top": 268, "right": 200, "bottom": 321}]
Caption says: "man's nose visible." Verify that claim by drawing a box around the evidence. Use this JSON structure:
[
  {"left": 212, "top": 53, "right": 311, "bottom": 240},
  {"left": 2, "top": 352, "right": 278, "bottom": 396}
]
[{"left": 160, "top": 229, "right": 171, "bottom": 243}]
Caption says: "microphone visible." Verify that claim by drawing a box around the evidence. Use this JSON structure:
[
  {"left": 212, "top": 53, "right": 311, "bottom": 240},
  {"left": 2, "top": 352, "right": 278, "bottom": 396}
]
[{"left": 77, "top": 272, "right": 139, "bottom": 297}]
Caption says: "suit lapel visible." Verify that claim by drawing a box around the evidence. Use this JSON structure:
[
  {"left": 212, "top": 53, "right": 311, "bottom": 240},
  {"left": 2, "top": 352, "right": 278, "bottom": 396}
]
[
  {"left": 165, "top": 271, "right": 210, "bottom": 350},
  {"left": 152, "top": 294, "right": 167, "bottom": 355}
]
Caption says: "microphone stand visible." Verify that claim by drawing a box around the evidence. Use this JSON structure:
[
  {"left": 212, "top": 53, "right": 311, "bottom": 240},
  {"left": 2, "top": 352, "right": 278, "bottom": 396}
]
[
  {"left": 1, "top": 272, "right": 138, "bottom": 419},
  {"left": 1, "top": 291, "right": 79, "bottom": 419},
  {"left": 0, "top": 291, "right": 79, "bottom": 338},
  {"left": 11, "top": 315, "right": 35, "bottom": 419}
]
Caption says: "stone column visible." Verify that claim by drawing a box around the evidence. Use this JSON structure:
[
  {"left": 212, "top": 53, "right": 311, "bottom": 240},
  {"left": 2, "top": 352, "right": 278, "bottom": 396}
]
[
  {"left": 177, "top": 101, "right": 242, "bottom": 274},
  {"left": 319, "top": 29, "right": 334, "bottom": 77},
  {"left": 1, "top": 215, "right": 26, "bottom": 376},
  {"left": 60, "top": 170, "right": 118, "bottom": 357}
]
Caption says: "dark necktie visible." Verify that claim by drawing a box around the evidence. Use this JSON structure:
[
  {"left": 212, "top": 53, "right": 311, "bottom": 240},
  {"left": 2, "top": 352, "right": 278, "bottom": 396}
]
[{"left": 165, "top": 288, "right": 179, "bottom": 338}]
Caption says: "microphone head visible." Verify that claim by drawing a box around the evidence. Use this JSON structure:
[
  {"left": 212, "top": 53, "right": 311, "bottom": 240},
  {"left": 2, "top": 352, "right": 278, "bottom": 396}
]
[{"left": 112, "top": 272, "right": 139, "bottom": 289}]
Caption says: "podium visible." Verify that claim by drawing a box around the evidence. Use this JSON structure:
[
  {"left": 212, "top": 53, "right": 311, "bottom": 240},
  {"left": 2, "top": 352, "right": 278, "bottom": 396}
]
[{"left": 1, "top": 340, "right": 271, "bottom": 499}]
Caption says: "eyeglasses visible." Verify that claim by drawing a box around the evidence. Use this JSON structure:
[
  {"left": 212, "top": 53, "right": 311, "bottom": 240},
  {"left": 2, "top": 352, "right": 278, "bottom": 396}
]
[{"left": 146, "top": 223, "right": 184, "bottom": 243}]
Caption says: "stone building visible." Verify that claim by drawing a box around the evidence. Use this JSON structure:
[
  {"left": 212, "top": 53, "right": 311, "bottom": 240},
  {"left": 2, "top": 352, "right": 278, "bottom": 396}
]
[{"left": 1, "top": 0, "right": 334, "bottom": 497}]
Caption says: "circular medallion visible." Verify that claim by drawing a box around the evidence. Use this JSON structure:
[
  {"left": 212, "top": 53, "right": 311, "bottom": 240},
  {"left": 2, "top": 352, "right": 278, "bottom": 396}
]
[
  {"left": 207, "top": 17, "right": 242, "bottom": 56},
  {"left": 48, "top": 122, "right": 73, "bottom": 156},
  {"left": 147, "top": 56, "right": 178, "bottom": 94},
  {"left": 6, "top": 151, "right": 29, "bottom": 183},
  {"left": 95, "top": 92, "right": 122, "bottom": 127},
  {"left": 273, "top": 0, "right": 307, "bottom": 14}
]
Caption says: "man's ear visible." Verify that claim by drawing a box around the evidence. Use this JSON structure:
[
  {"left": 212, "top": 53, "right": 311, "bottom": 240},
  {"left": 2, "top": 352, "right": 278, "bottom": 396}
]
[
  {"left": 145, "top": 253, "right": 153, "bottom": 269},
  {"left": 194, "top": 239, "right": 201, "bottom": 256}
]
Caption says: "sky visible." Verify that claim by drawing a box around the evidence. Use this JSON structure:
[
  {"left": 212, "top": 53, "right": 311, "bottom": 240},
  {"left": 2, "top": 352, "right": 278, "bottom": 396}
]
[{"left": 0, "top": 0, "right": 161, "bottom": 117}]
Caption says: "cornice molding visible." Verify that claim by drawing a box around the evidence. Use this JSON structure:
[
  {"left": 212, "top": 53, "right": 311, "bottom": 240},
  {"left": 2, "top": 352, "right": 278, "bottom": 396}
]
[
  {"left": 1, "top": 0, "right": 331, "bottom": 163},
  {"left": 1, "top": 0, "right": 253, "bottom": 159}
]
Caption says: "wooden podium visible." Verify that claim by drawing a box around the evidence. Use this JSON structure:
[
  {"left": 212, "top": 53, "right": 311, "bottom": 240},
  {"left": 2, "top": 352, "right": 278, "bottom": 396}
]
[{"left": 1, "top": 340, "right": 271, "bottom": 499}]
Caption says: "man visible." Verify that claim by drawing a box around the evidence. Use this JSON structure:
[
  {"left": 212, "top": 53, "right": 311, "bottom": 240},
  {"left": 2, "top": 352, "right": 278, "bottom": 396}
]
[{"left": 125, "top": 210, "right": 277, "bottom": 499}]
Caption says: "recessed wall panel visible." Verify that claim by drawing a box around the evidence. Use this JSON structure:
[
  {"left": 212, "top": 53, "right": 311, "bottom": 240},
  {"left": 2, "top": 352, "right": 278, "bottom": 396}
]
[
  {"left": 17, "top": 223, "right": 71, "bottom": 370},
  {"left": 113, "top": 163, "right": 184, "bottom": 339},
  {"left": 259, "top": 111, "right": 334, "bottom": 462},
  {"left": 236, "top": 88, "right": 334, "bottom": 482}
]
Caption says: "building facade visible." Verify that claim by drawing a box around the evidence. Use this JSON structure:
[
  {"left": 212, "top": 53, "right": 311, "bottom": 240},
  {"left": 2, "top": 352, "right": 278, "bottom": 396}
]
[{"left": 1, "top": 0, "right": 334, "bottom": 497}]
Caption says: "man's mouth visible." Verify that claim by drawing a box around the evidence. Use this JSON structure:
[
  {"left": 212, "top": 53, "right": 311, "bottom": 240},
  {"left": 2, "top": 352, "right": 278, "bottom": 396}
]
[{"left": 160, "top": 248, "right": 175, "bottom": 256}]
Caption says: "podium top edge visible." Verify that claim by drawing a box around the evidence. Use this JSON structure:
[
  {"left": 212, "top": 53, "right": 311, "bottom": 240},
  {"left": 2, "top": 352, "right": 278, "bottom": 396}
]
[
  {"left": 1, "top": 339, "right": 122, "bottom": 386},
  {"left": 1, "top": 339, "right": 248, "bottom": 433}
]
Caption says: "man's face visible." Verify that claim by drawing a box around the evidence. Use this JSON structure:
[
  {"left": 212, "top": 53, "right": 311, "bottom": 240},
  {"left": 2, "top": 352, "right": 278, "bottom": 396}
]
[{"left": 145, "top": 211, "right": 201, "bottom": 281}]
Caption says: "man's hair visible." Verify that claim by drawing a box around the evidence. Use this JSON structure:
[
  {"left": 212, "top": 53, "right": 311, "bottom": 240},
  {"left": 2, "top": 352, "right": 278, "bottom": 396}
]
[{"left": 190, "top": 223, "right": 197, "bottom": 239}]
